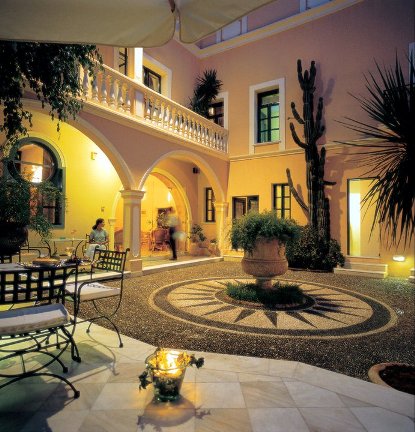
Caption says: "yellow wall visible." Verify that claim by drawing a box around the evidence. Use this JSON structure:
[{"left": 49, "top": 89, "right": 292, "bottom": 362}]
[{"left": 22, "top": 112, "right": 122, "bottom": 247}]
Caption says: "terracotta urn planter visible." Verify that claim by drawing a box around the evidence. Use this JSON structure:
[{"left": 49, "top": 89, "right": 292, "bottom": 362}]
[
  {"left": 241, "top": 237, "right": 288, "bottom": 289},
  {"left": 368, "top": 362, "right": 415, "bottom": 394}
]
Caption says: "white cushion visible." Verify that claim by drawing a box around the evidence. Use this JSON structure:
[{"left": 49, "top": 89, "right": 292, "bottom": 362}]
[
  {"left": 66, "top": 282, "right": 120, "bottom": 301},
  {"left": 0, "top": 304, "right": 70, "bottom": 336}
]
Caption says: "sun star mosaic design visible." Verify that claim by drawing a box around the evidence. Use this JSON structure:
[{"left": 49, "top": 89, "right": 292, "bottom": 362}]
[{"left": 150, "top": 278, "right": 396, "bottom": 339}]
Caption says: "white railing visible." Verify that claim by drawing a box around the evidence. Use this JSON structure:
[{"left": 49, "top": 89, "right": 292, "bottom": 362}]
[{"left": 81, "top": 64, "right": 228, "bottom": 154}]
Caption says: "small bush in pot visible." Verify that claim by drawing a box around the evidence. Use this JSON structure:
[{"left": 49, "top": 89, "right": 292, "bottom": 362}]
[{"left": 230, "top": 211, "right": 300, "bottom": 254}]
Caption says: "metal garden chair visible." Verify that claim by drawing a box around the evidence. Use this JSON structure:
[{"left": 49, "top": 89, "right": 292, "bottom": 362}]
[{"left": 65, "top": 248, "right": 129, "bottom": 348}]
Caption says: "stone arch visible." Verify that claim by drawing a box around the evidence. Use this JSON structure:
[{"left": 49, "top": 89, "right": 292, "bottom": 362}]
[
  {"left": 23, "top": 100, "right": 136, "bottom": 191},
  {"left": 138, "top": 149, "right": 226, "bottom": 203}
]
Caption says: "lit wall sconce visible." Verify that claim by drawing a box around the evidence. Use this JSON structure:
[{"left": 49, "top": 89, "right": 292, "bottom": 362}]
[
  {"left": 91, "top": 151, "right": 98, "bottom": 160},
  {"left": 167, "top": 187, "right": 172, "bottom": 203},
  {"left": 392, "top": 255, "right": 406, "bottom": 262},
  {"left": 208, "top": 106, "right": 215, "bottom": 116}
]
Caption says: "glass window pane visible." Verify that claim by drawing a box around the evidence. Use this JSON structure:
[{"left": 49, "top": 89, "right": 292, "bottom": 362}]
[{"left": 270, "top": 130, "right": 279, "bottom": 141}]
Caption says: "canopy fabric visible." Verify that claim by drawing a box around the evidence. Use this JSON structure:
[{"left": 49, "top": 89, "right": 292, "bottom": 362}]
[{"left": 0, "top": 0, "right": 275, "bottom": 47}]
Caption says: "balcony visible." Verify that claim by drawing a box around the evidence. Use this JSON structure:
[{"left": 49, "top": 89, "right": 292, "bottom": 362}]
[{"left": 81, "top": 64, "right": 228, "bottom": 154}]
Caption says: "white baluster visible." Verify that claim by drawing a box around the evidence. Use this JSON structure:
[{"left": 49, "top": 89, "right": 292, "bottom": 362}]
[
  {"left": 117, "top": 81, "right": 124, "bottom": 111},
  {"left": 91, "top": 75, "right": 99, "bottom": 101},
  {"left": 100, "top": 72, "right": 108, "bottom": 105},
  {"left": 158, "top": 101, "right": 163, "bottom": 124},
  {"left": 124, "top": 85, "right": 131, "bottom": 114},
  {"left": 163, "top": 105, "right": 170, "bottom": 128},
  {"left": 145, "top": 95, "right": 152, "bottom": 120},
  {"left": 109, "top": 77, "right": 116, "bottom": 108},
  {"left": 82, "top": 67, "right": 89, "bottom": 97}
]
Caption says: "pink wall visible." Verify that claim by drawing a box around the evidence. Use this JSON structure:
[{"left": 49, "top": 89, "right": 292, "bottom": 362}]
[
  {"left": 145, "top": 40, "right": 200, "bottom": 107},
  {"left": 200, "top": 0, "right": 414, "bottom": 156},
  {"left": 248, "top": 0, "right": 299, "bottom": 31}
]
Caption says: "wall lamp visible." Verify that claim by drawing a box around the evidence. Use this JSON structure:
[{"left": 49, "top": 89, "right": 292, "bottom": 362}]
[{"left": 392, "top": 255, "right": 406, "bottom": 262}]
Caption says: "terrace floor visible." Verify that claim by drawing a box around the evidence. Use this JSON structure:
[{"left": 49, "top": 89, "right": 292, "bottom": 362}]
[{"left": 1, "top": 260, "right": 414, "bottom": 431}]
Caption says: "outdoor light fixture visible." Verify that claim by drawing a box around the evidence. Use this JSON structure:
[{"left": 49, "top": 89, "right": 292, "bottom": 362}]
[
  {"left": 139, "top": 348, "right": 204, "bottom": 402},
  {"left": 392, "top": 255, "right": 406, "bottom": 262}
]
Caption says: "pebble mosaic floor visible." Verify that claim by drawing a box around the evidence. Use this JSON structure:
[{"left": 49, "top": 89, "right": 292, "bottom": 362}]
[{"left": 150, "top": 278, "right": 397, "bottom": 339}]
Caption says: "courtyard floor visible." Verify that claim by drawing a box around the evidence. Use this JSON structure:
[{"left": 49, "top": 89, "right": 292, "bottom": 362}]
[{"left": 0, "top": 260, "right": 414, "bottom": 431}]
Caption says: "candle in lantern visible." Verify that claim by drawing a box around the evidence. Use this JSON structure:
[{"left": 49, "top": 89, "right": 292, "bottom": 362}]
[{"left": 140, "top": 348, "right": 204, "bottom": 402}]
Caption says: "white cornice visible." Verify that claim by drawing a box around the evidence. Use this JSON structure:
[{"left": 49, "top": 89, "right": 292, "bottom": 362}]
[{"left": 180, "top": 0, "right": 363, "bottom": 59}]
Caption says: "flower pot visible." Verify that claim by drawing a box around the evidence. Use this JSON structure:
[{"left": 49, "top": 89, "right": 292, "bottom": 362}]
[
  {"left": 0, "top": 223, "right": 28, "bottom": 257},
  {"left": 189, "top": 242, "right": 201, "bottom": 256},
  {"left": 241, "top": 237, "right": 288, "bottom": 289}
]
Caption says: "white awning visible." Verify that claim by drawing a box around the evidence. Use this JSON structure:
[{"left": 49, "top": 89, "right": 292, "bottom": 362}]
[{"left": 0, "top": 0, "right": 275, "bottom": 47}]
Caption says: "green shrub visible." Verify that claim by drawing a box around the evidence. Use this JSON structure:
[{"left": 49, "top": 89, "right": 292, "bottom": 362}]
[
  {"left": 225, "top": 281, "right": 304, "bottom": 306},
  {"left": 286, "top": 225, "right": 345, "bottom": 271},
  {"left": 188, "top": 224, "right": 206, "bottom": 242},
  {"left": 229, "top": 211, "right": 300, "bottom": 253}
]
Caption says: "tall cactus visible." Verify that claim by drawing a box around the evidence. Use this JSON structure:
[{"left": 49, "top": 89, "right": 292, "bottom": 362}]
[{"left": 286, "top": 60, "right": 335, "bottom": 242}]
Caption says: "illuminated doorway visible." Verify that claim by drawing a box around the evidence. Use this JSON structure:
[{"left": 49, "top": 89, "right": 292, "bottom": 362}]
[{"left": 348, "top": 178, "right": 380, "bottom": 257}]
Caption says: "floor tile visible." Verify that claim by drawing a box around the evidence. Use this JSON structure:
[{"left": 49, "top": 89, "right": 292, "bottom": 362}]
[
  {"left": 196, "top": 368, "right": 239, "bottom": 383},
  {"left": 91, "top": 382, "right": 151, "bottom": 410},
  {"left": 195, "top": 382, "right": 245, "bottom": 408},
  {"left": 300, "top": 407, "right": 366, "bottom": 432},
  {"left": 195, "top": 408, "right": 252, "bottom": 432},
  {"left": 20, "top": 409, "right": 89, "bottom": 432},
  {"left": 241, "top": 381, "right": 296, "bottom": 408},
  {"left": 285, "top": 381, "right": 345, "bottom": 407},
  {"left": 40, "top": 382, "right": 105, "bottom": 411},
  {"left": 137, "top": 406, "right": 195, "bottom": 431},
  {"left": 351, "top": 407, "right": 415, "bottom": 432},
  {"left": 79, "top": 409, "right": 141, "bottom": 432},
  {"left": 248, "top": 408, "right": 310, "bottom": 432}
]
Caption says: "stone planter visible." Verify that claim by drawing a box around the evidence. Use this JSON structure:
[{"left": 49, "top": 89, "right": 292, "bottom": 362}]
[
  {"left": 368, "top": 362, "right": 415, "bottom": 394},
  {"left": 0, "top": 222, "right": 28, "bottom": 257},
  {"left": 241, "top": 237, "right": 288, "bottom": 289},
  {"left": 189, "top": 242, "right": 201, "bottom": 256}
]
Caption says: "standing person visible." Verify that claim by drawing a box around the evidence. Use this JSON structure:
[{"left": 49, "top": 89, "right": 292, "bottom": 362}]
[
  {"left": 166, "top": 209, "right": 179, "bottom": 261},
  {"left": 85, "top": 218, "right": 108, "bottom": 259}
]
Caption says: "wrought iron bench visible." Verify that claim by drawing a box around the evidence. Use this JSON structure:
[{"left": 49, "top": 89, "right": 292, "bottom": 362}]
[
  {"left": 65, "top": 248, "right": 129, "bottom": 348},
  {"left": 0, "top": 263, "right": 81, "bottom": 398}
]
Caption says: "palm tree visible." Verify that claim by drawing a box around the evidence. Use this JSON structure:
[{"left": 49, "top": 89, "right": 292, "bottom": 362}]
[
  {"left": 340, "top": 56, "right": 414, "bottom": 247},
  {"left": 189, "top": 69, "right": 222, "bottom": 118}
]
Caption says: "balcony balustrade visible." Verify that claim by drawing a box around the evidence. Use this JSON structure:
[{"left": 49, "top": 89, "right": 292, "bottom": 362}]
[{"left": 81, "top": 64, "right": 228, "bottom": 154}]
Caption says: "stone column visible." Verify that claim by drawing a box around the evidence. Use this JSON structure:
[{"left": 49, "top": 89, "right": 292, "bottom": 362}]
[
  {"left": 120, "top": 189, "right": 145, "bottom": 274},
  {"left": 107, "top": 218, "right": 116, "bottom": 250},
  {"left": 214, "top": 201, "right": 229, "bottom": 255}
]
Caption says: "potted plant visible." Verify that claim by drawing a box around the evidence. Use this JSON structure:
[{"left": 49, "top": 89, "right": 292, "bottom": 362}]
[
  {"left": 189, "top": 69, "right": 222, "bottom": 118},
  {"left": 0, "top": 175, "right": 64, "bottom": 256},
  {"left": 188, "top": 224, "right": 208, "bottom": 255},
  {"left": 230, "top": 211, "right": 300, "bottom": 289}
]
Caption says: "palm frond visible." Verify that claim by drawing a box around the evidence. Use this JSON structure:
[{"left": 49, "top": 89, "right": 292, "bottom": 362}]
[{"left": 339, "top": 55, "right": 415, "bottom": 247}]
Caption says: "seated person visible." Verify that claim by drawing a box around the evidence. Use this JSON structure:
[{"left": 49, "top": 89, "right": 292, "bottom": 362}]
[{"left": 85, "top": 218, "right": 108, "bottom": 259}]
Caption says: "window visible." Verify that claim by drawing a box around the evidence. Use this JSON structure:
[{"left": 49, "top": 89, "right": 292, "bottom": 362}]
[
  {"left": 143, "top": 66, "right": 161, "bottom": 93},
  {"left": 118, "top": 48, "right": 128, "bottom": 76},
  {"left": 272, "top": 184, "right": 291, "bottom": 218},
  {"left": 205, "top": 187, "right": 216, "bottom": 222},
  {"left": 232, "top": 196, "right": 259, "bottom": 219},
  {"left": 249, "top": 78, "right": 285, "bottom": 153},
  {"left": 207, "top": 102, "right": 224, "bottom": 127},
  {"left": 8, "top": 140, "right": 63, "bottom": 226},
  {"left": 257, "top": 90, "right": 279, "bottom": 143}
]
